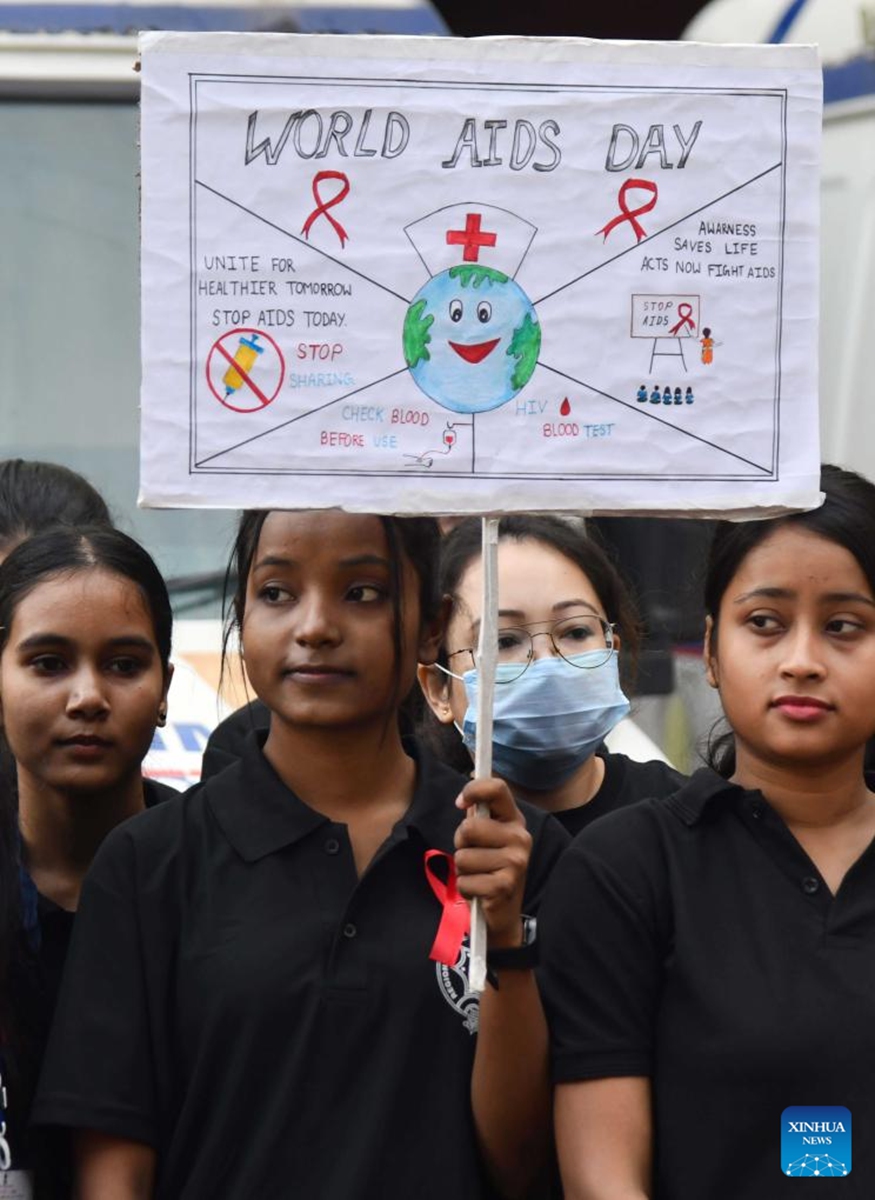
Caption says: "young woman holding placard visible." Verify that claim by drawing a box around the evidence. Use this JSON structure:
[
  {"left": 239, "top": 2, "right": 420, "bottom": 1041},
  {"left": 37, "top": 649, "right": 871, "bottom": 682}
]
[{"left": 35, "top": 509, "right": 567, "bottom": 1200}]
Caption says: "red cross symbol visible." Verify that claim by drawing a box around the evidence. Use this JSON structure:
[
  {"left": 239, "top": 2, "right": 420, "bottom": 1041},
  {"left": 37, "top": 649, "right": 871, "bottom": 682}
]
[{"left": 446, "top": 212, "right": 497, "bottom": 263}]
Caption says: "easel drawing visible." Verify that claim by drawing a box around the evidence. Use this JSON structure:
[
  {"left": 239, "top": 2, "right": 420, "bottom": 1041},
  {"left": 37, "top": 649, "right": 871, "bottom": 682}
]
[
  {"left": 631, "top": 293, "right": 701, "bottom": 375},
  {"left": 649, "top": 334, "right": 689, "bottom": 374}
]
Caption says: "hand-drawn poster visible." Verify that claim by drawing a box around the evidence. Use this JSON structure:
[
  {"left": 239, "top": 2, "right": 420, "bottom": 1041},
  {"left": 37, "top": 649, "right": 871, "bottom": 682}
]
[{"left": 139, "top": 33, "right": 823, "bottom": 515}]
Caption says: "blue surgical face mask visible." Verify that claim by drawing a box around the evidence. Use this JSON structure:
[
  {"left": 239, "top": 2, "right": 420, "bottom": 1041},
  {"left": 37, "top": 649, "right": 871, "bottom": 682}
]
[{"left": 442, "top": 650, "right": 630, "bottom": 791}]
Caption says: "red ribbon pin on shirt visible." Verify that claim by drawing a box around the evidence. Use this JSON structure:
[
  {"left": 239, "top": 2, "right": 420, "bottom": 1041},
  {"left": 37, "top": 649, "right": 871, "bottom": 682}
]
[
  {"left": 424, "top": 850, "right": 470, "bottom": 966},
  {"left": 669, "top": 303, "right": 696, "bottom": 335},
  {"left": 597, "top": 178, "right": 659, "bottom": 243},
  {"left": 301, "top": 170, "right": 351, "bottom": 248}
]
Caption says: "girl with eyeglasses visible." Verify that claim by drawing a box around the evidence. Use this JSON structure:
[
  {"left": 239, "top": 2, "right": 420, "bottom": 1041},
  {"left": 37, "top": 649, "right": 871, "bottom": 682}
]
[
  {"left": 419, "top": 515, "right": 684, "bottom": 836},
  {"left": 34, "top": 510, "right": 568, "bottom": 1200}
]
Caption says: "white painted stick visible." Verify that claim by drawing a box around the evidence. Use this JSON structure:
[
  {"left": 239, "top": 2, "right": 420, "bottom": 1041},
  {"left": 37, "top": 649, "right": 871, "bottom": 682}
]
[{"left": 468, "top": 515, "right": 500, "bottom": 995}]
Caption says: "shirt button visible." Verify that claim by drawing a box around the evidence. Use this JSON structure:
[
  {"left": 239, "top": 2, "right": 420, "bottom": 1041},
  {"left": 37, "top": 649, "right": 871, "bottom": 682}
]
[
  {"left": 802, "top": 876, "right": 820, "bottom": 895},
  {"left": 324, "top": 838, "right": 340, "bottom": 855},
  {"left": 750, "top": 802, "right": 764, "bottom": 820},
  {"left": 343, "top": 923, "right": 357, "bottom": 939}
]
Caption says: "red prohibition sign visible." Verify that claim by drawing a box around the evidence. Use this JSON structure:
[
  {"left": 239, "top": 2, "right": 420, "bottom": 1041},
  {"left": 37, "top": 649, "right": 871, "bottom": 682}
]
[{"left": 206, "top": 328, "right": 286, "bottom": 413}]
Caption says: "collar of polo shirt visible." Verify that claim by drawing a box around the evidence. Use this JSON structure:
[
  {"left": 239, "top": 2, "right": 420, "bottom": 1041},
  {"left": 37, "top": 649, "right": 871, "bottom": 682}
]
[{"left": 206, "top": 731, "right": 463, "bottom": 862}]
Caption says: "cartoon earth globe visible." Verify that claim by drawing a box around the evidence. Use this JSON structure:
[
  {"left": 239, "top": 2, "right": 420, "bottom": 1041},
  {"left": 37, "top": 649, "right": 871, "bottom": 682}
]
[{"left": 402, "top": 264, "right": 541, "bottom": 414}]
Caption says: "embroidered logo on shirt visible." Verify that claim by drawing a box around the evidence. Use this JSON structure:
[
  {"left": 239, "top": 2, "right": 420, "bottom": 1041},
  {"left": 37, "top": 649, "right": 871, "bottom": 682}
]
[
  {"left": 782, "top": 1107, "right": 851, "bottom": 1177},
  {"left": 435, "top": 935, "right": 480, "bottom": 1034},
  {"left": 0, "top": 1070, "right": 11, "bottom": 1170}
]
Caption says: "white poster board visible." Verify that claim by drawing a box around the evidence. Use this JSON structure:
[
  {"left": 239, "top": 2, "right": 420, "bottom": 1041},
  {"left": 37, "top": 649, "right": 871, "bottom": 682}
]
[{"left": 139, "top": 33, "right": 823, "bottom": 516}]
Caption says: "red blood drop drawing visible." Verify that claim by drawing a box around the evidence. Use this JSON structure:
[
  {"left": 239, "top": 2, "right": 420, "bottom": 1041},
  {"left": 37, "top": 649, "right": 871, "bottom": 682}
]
[{"left": 560, "top": 398, "right": 571, "bottom": 416}]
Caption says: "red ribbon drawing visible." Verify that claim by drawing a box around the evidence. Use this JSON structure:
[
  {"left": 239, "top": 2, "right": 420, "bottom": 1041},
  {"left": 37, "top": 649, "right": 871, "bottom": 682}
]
[
  {"left": 669, "top": 303, "right": 696, "bottom": 335},
  {"left": 597, "top": 178, "right": 659, "bottom": 243},
  {"left": 424, "top": 849, "right": 470, "bottom": 966},
  {"left": 301, "top": 170, "right": 351, "bottom": 247}
]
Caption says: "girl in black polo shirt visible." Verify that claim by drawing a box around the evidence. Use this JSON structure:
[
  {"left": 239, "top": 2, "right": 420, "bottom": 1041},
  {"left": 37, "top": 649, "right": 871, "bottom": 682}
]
[
  {"left": 0, "top": 525, "right": 174, "bottom": 1196},
  {"left": 36, "top": 510, "right": 567, "bottom": 1200},
  {"left": 540, "top": 464, "right": 875, "bottom": 1199},
  {"left": 419, "top": 515, "right": 684, "bottom": 837}
]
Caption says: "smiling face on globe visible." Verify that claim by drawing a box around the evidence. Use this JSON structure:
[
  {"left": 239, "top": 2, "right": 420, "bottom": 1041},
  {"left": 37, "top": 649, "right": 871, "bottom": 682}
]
[{"left": 402, "top": 265, "right": 541, "bottom": 414}]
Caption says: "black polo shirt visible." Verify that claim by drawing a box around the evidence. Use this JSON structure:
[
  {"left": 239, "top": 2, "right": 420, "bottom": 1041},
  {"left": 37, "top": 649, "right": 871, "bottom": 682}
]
[
  {"left": 34, "top": 778, "right": 178, "bottom": 1011},
  {"left": 15, "top": 778, "right": 177, "bottom": 1196},
  {"left": 539, "top": 767, "right": 875, "bottom": 1199},
  {"left": 35, "top": 737, "right": 568, "bottom": 1200},
  {"left": 553, "top": 752, "right": 685, "bottom": 837},
  {"left": 200, "top": 699, "right": 269, "bottom": 780}
]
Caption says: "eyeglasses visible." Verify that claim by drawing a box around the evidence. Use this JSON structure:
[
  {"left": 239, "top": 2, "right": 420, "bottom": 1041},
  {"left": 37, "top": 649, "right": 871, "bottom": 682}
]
[{"left": 447, "top": 614, "right": 616, "bottom": 683}]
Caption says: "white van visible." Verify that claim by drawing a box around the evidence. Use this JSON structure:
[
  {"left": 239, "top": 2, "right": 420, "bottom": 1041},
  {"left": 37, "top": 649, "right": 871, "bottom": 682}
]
[{"left": 684, "top": 0, "right": 875, "bottom": 479}]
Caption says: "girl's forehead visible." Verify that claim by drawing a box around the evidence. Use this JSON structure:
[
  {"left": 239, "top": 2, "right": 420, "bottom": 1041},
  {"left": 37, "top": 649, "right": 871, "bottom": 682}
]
[
  {"left": 7, "top": 568, "right": 154, "bottom": 633},
  {"left": 725, "top": 525, "right": 873, "bottom": 600},
  {"left": 255, "top": 510, "right": 389, "bottom": 561},
  {"left": 456, "top": 538, "right": 601, "bottom": 611}
]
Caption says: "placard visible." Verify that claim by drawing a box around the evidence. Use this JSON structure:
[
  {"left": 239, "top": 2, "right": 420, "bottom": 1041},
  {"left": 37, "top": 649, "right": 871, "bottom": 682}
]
[{"left": 139, "top": 32, "right": 823, "bottom": 515}]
